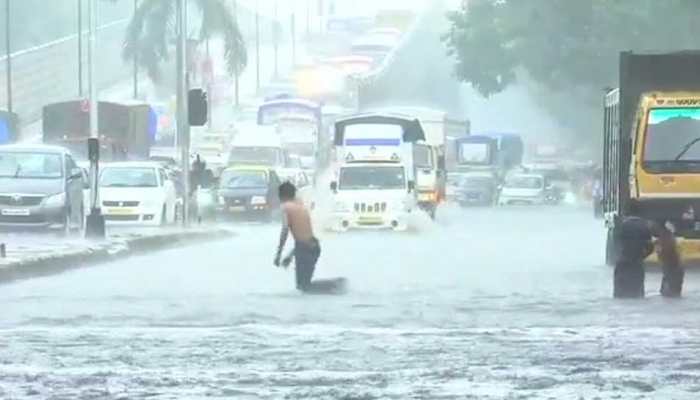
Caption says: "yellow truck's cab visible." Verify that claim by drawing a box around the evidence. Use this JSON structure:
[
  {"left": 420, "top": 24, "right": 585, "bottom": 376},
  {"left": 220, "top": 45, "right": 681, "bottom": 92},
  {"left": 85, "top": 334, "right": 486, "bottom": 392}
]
[{"left": 603, "top": 51, "right": 700, "bottom": 266}]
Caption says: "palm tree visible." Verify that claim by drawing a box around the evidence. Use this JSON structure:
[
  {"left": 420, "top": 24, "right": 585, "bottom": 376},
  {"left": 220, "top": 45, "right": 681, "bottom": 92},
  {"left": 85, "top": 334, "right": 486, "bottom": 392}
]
[{"left": 122, "top": 0, "right": 247, "bottom": 83}]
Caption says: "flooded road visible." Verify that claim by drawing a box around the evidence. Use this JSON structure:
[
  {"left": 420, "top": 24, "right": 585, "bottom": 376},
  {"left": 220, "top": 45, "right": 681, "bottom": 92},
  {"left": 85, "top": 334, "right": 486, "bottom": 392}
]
[{"left": 2, "top": 206, "right": 700, "bottom": 399}]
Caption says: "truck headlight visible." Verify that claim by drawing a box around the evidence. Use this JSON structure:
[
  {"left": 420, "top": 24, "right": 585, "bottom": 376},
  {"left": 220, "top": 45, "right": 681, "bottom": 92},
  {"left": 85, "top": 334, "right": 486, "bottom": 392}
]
[
  {"left": 44, "top": 192, "right": 66, "bottom": 207},
  {"left": 250, "top": 196, "right": 267, "bottom": 205}
]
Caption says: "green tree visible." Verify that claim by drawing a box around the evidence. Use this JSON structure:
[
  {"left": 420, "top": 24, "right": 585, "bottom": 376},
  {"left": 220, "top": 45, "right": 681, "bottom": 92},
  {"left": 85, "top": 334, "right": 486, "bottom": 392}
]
[
  {"left": 122, "top": 0, "right": 247, "bottom": 82},
  {"left": 445, "top": 0, "right": 700, "bottom": 98}
]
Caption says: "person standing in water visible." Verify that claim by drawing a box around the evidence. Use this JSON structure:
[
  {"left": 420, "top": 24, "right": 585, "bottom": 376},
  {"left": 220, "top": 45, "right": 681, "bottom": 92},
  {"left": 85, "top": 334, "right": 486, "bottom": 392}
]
[
  {"left": 651, "top": 222, "right": 684, "bottom": 298},
  {"left": 614, "top": 204, "right": 654, "bottom": 298},
  {"left": 274, "top": 182, "right": 321, "bottom": 291}
]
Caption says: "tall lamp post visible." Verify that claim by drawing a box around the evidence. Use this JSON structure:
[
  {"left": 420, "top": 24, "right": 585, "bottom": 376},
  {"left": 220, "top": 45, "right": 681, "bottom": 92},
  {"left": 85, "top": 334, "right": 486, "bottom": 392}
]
[
  {"left": 176, "top": 0, "right": 191, "bottom": 226},
  {"left": 85, "top": 0, "right": 105, "bottom": 238},
  {"left": 132, "top": 0, "right": 139, "bottom": 99},
  {"left": 233, "top": 0, "right": 239, "bottom": 107},
  {"left": 5, "top": 0, "right": 13, "bottom": 114}
]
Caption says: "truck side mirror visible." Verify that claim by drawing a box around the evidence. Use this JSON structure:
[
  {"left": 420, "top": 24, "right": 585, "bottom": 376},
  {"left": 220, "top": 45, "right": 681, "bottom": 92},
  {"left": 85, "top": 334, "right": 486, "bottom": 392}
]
[
  {"left": 408, "top": 181, "right": 415, "bottom": 192},
  {"left": 330, "top": 181, "right": 338, "bottom": 192}
]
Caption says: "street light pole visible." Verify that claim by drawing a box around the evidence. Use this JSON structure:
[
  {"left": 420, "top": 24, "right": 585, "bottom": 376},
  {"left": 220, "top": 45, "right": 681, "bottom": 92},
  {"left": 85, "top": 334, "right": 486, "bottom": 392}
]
[
  {"left": 176, "top": 0, "right": 190, "bottom": 226},
  {"left": 132, "top": 0, "right": 138, "bottom": 99},
  {"left": 273, "top": 0, "right": 279, "bottom": 79},
  {"left": 233, "top": 0, "right": 239, "bottom": 108},
  {"left": 5, "top": 0, "right": 12, "bottom": 114},
  {"left": 255, "top": 0, "right": 260, "bottom": 93},
  {"left": 78, "top": 0, "right": 83, "bottom": 96},
  {"left": 85, "top": 0, "right": 105, "bottom": 239}
]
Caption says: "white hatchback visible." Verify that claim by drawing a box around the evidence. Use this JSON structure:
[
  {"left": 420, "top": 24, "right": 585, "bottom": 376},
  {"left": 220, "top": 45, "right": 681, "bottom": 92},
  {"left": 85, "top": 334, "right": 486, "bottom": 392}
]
[
  {"left": 498, "top": 173, "right": 546, "bottom": 206},
  {"left": 99, "top": 162, "right": 179, "bottom": 226}
]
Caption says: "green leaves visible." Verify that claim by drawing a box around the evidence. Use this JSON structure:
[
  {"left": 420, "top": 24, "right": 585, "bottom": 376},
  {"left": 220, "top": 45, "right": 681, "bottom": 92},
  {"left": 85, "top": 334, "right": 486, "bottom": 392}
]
[
  {"left": 444, "top": 0, "right": 700, "bottom": 97},
  {"left": 122, "top": 0, "right": 247, "bottom": 82}
]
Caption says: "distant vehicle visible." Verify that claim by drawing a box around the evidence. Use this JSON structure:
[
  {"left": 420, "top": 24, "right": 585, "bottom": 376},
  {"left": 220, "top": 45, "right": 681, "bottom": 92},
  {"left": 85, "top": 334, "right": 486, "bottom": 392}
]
[
  {"left": 483, "top": 132, "right": 525, "bottom": 171},
  {"left": 456, "top": 172, "right": 499, "bottom": 207},
  {"left": 330, "top": 113, "right": 423, "bottom": 231},
  {"left": 0, "top": 144, "right": 85, "bottom": 232},
  {"left": 42, "top": 100, "right": 155, "bottom": 161},
  {"left": 498, "top": 173, "right": 547, "bottom": 206},
  {"left": 326, "top": 15, "right": 374, "bottom": 35},
  {"left": 227, "top": 127, "right": 287, "bottom": 170},
  {"left": 216, "top": 166, "right": 282, "bottom": 221},
  {"left": 191, "top": 130, "right": 232, "bottom": 176},
  {"left": 0, "top": 110, "right": 19, "bottom": 145},
  {"left": 445, "top": 172, "right": 467, "bottom": 202},
  {"left": 99, "top": 162, "right": 178, "bottom": 226}
]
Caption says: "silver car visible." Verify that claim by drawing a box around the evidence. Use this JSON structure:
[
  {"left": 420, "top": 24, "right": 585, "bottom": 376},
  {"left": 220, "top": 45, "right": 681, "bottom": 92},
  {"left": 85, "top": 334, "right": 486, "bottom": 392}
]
[{"left": 0, "top": 145, "right": 85, "bottom": 232}]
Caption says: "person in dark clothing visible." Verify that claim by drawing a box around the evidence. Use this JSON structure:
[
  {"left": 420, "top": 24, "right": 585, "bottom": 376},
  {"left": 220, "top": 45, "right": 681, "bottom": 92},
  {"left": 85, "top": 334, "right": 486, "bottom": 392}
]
[
  {"left": 651, "top": 222, "right": 684, "bottom": 298},
  {"left": 274, "top": 182, "right": 321, "bottom": 291},
  {"left": 614, "top": 206, "right": 654, "bottom": 298}
]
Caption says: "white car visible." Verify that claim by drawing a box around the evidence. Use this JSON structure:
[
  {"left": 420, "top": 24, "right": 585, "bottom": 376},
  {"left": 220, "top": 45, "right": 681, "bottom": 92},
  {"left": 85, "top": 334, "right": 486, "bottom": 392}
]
[
  {"left": 498, "top": 173, "right": 547, "bottom": 206},
  {"left": 99, "top": 162, "right": 179, "bottom": 226}
]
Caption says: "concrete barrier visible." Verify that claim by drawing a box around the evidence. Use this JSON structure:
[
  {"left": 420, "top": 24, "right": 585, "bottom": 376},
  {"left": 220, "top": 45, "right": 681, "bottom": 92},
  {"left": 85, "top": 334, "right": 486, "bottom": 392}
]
[{"left": 0, "top": 228, "right": 233, "bottom": 284}]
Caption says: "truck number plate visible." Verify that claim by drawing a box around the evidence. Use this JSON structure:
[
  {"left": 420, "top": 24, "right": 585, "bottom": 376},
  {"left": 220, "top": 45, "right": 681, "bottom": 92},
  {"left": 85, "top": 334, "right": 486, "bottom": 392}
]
[{"left": 1, "top": 208, "right": 30, "bottom": 216}]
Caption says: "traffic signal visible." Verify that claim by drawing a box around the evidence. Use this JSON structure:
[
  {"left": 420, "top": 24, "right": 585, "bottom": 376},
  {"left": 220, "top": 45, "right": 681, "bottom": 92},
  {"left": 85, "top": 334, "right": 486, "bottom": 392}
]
[{"left": 188, "top": 88, "right": 208, "bottom": 126}]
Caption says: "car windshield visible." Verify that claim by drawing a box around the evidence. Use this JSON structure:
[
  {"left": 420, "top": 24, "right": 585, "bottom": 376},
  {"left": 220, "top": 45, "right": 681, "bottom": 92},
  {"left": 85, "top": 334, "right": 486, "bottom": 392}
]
[
  {"left": 462, "top": 177, "right": 493, "bottom": 188},
  {"left": 229, "top": 147, "right": 281, "bottom": 166},
  {"left": 220, "top": 170, "right": 267, "bottom": 188},
  {"left": 644, "top": 107, "right": 700, "bottom": 172},
  {"left": 0, "top": 151, "right": 63, "bottom": 179},
  {"left": 505, "top": 176, "right": 543, "bottom": 189},
  {"left": 100, "top": 167, "right": 159, "bottom": 188},
  {"left": 339, "top": 166, "right": 405, "bottom": 190}
]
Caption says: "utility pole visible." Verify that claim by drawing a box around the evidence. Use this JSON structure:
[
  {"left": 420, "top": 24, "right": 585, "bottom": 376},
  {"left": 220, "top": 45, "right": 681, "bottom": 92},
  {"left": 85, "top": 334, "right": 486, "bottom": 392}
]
[
  {"left": 233, "top": 0, "right": 239, "bottom": 107},
  {"left": 255, "top": 0, "right": 260, "bottom": 93},
  {"left": 78, "top": 0, "right": 83, "bottom": 96},
  {"left": 306, "top": 0, "right": 310, "bottom": 36},
  {"left": 273, "top": 0, "right": 279, "bottom": 79},
  {"left": 132, "top": 0, "right": 138, "bottom": 99},
  {"left": 291, "top": 12, "right": 296, "bottom": 66},
  {"left": 85, "top": 0, "right": 105, "bottom": 238},
  {"left": 176, "top": 0, "right": 191, "bottom": 226},
  {"left": 5, "top": 0, "right": 12, "bottom": 114}
]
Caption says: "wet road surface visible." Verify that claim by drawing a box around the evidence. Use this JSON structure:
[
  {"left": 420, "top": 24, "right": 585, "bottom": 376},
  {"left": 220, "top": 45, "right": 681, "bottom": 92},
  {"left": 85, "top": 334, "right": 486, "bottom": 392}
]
[{"left": 2, "top": 206, "right": 700, "bottom": 399}]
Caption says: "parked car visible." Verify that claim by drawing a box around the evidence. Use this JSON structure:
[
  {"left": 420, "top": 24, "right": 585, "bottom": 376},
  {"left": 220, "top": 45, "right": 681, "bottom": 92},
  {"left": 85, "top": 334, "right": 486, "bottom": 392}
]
[
  {"left": 99, "top": 162, "right": 179, "bottom": 226},
  {"left": 456, "top": 173, "right": 498, "bottom": 206},
  {"left": 497, "top": 173, "right": 547, "bottom": 206},
  {"left": 216, "top": 166, "right": 282, "bottom": 220},
  {"left": 0, "top": 144, "right": 85, "bottom": 232}
]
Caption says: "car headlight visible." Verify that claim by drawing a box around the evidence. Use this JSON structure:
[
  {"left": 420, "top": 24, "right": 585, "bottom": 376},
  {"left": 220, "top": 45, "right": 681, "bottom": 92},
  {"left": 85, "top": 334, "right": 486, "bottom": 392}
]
[
  {"left": 44, "top": 192, "right": 66, "bottom": 207},
  {"left": 334, "top": 201, "right": 349, "bottom": 212},
  {"left": 218, "top": 195, "right": 225, "bottom": 205},
  {"left": 250, "top": 196, "right": 267, "bottom": 205}
]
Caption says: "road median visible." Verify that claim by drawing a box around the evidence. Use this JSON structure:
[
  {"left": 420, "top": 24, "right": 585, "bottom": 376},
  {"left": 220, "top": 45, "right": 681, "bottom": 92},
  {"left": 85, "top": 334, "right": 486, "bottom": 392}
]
[{"left": 0, "top": 228, "right": 233, "bottom": 284}]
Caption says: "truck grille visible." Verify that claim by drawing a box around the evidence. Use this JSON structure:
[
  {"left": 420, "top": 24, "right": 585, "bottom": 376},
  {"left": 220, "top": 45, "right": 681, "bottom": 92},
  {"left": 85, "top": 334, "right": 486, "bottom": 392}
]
[
  {"left": 354, "top": 202, "right": 387, "bottom": 213},
  {"left": 104, "top": 215, "right": 140, "bottom": 221},
  {"left": 0, "top": 195, "right": 44, "bottom": 206}
]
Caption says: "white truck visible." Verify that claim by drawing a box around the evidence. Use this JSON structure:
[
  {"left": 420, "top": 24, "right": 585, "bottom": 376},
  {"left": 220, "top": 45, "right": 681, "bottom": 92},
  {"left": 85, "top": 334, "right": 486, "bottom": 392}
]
[{"left": 328, "top": 113, "right": 424, "bottom": 231}]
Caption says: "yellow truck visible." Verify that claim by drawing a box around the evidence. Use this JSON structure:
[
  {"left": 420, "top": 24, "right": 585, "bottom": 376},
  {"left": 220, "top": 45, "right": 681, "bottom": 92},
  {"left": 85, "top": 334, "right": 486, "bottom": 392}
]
[{"left": 603, "top": 51, "right": 700, "bottom": 265}]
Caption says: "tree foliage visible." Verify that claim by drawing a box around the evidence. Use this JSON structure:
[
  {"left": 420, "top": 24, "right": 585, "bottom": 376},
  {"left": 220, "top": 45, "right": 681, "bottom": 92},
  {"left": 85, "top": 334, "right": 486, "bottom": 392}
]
[
  {"left": 444, "top": 0, "right": 700, "bottom": 98},
  {"left": 123, "top": 0, "right": 247, "bottom": 82}
]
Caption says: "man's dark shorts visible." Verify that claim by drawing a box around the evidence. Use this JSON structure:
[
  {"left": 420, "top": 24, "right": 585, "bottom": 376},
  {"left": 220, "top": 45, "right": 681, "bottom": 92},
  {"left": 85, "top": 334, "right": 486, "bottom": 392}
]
[{"left": 294, "top": 237, "right": 320, "bottom": 291}]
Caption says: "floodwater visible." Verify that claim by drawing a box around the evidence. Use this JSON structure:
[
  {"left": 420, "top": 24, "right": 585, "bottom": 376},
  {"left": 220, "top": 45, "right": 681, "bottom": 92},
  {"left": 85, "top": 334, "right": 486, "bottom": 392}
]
[{"left": 2, "top": 206, "right": 700, "bottom": 399}]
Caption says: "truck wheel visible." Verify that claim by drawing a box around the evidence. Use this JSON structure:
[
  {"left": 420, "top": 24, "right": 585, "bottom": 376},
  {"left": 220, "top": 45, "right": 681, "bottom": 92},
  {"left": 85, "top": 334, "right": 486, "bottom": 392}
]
[{"left": 605, "top": 228, "right": 616, "bottom": 266}]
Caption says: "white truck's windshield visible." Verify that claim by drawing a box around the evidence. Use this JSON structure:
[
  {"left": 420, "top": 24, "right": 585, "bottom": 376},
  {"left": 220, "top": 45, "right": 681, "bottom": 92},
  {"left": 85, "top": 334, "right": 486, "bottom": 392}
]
[
  {"left": 229, "top": 147, "right": 282, "bottom": 166},
  {"left": 339, "top": 166, "right": 405, "bottom": 190}
]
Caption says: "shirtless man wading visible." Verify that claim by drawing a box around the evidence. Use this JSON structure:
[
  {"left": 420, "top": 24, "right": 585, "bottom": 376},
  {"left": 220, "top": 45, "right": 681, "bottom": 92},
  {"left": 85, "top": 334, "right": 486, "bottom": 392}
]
[{"left": 273, "top": 182, "right": 320, "bottom": 291}]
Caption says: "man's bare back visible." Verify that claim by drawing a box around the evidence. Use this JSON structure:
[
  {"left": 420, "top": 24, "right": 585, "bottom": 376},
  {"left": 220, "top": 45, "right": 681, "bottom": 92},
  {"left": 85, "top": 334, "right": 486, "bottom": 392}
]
[{"left": 282, "top": 200, "right": 314, "bottom": 244}]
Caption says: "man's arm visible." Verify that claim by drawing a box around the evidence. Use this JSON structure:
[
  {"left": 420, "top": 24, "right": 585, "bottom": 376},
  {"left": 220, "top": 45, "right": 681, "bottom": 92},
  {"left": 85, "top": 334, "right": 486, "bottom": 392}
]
[{"left": 274, "top": 210, "right": 289, "bottom": 266}]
